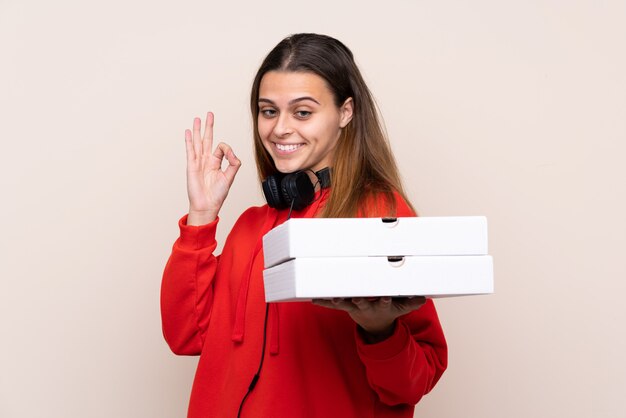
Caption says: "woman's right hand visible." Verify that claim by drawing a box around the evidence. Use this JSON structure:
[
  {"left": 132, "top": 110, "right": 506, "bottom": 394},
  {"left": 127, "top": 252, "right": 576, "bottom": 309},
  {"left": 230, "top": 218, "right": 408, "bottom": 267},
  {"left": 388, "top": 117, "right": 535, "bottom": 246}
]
[{"left": 185, "top": 112, "right": 241, "bottom": 226}]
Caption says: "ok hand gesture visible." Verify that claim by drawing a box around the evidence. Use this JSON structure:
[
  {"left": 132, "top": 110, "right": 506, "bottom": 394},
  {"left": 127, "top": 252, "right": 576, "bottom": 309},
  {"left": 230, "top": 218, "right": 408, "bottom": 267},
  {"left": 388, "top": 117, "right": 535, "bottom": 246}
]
[{"left": 185, "top": 112, "right": 241, "bottom": 226}]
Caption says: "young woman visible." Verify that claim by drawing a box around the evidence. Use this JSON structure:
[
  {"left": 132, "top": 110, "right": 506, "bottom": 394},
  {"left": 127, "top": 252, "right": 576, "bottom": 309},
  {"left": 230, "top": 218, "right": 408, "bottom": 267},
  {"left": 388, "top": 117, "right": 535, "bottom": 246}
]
[{"left": 161, "top": 33, "right": 447, "bottom": 418}]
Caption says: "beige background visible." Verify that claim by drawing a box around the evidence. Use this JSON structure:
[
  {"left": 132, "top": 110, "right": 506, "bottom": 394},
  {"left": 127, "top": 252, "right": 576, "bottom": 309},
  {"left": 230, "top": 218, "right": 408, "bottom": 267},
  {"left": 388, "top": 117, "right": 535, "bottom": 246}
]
[{"left": 1, "top": 0, "right": 624, "bottom": 417}]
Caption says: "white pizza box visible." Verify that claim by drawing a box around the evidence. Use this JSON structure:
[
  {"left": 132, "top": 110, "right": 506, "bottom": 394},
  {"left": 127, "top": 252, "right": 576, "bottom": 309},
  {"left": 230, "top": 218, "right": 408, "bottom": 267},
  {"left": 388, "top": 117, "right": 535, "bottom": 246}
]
[
  {"left": 263, "top": 216, "right": 488, "bottom": 269},
  {"left": 263, "top": 255, "right": 493, "bottom": 302}
]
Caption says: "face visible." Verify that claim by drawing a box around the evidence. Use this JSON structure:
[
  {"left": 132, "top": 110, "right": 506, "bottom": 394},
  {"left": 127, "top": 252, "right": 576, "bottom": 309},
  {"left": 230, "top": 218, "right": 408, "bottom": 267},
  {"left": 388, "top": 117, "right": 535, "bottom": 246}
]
[{"left": 257, "top": 71, "right": 353, "bottom": 174}]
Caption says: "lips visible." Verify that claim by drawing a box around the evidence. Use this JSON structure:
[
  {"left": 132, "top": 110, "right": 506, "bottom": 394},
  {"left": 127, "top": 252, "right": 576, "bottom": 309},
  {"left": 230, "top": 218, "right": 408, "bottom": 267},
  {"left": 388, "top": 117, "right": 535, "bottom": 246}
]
[{"left": 274, "top": 143, "right": 304, "bottom": 153}]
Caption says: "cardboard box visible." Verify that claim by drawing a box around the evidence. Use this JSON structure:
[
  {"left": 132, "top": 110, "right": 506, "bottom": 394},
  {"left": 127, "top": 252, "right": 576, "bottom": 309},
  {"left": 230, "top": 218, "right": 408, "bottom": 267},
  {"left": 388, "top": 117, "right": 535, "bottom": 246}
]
[
  {"left": 263, "top": 216, "right": 488, "bottom": 269},
  {"left": 263, "top": 255, "right": 494, "bottom": 302},
  {"left": 262, "top": 216, "right": 494, "bottom": 302}
]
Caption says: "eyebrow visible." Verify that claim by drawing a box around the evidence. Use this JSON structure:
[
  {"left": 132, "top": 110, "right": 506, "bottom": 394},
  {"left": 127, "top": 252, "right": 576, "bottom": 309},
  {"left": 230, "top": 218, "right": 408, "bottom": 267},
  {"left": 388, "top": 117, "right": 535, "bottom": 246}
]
[{"left": 258, "top": 96, "right": 321, "bottom": 106}]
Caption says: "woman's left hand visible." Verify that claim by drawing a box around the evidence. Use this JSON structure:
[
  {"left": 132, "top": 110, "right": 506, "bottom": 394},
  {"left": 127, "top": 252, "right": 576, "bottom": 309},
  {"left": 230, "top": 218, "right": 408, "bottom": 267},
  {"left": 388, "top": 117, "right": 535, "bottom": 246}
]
[{"left": 311, "top": 296, "right": 427, "bottom": 343}]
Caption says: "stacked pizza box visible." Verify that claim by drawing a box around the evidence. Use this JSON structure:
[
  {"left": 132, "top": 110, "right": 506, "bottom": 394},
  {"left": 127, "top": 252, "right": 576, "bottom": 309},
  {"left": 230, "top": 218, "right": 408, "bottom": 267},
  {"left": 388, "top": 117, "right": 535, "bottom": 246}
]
[{"left": 262, "top": 217, "right": 494, "bottom": 302}]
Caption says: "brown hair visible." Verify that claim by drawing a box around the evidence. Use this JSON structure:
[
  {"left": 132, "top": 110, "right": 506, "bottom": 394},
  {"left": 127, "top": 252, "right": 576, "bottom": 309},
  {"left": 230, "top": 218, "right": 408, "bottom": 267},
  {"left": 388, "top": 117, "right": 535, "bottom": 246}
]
[{"left": 250, "top": 33, "right": 414, "bottom": 217}]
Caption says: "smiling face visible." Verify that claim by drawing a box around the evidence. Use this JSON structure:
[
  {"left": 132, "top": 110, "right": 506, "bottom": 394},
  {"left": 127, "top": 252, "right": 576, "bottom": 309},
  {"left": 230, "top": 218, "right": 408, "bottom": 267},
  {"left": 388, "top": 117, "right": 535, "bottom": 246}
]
[{"left": 257, "top": 71, "right": 353, "bottom": 174}]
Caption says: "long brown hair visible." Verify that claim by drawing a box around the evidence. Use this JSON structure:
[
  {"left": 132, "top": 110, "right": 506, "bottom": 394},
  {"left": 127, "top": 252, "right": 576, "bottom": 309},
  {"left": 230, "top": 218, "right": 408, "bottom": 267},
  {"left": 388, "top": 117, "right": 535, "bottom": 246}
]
[{"left": 250, "top": 33, "right": 414, "bottom": 217}]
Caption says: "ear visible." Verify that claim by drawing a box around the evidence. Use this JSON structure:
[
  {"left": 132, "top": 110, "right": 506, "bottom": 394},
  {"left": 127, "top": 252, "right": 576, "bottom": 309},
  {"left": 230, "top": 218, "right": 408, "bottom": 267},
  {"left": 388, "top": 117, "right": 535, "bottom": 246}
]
[{"left": 338, "top": 97, "right": 354, "bottom": 128}]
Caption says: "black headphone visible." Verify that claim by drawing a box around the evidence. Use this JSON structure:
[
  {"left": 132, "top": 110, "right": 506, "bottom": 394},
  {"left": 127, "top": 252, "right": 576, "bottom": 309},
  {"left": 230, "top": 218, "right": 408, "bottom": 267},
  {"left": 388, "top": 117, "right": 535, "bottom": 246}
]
[{"left": 262, "top": 167, "right": 331, "bottom": 211}]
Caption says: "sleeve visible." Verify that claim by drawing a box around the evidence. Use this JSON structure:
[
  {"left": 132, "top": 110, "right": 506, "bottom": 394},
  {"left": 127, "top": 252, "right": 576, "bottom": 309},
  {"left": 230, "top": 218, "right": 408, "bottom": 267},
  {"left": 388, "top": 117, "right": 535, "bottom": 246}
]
[
  {"left": 354, "top": 191, "right": 448, "bottom": 405},
  {"left": 160, "top": 214, "right": 219, "bottom": 356},
  {"left": 355, "top": 301, "right": 448, "bottom": 405}
]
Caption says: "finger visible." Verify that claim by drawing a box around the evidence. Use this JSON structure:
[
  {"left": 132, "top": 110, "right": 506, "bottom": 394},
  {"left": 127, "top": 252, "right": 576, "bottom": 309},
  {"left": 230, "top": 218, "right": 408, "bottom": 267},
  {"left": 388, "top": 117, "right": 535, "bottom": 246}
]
[
  {"left": 314, "top": 298, "right": 356, "bottom": 312},
  {"left": 409, "top": 296, "right": 427, "bottom": 309},
  {"left": 311, "top": 299, "right": 333, "bottom": 308},
  {"left": 214, "top": 142, "right": 234, "bottom": 158},
  {"left": 202, "top": 112, "right": 214, "bottom": 157},
  {"left": 376, "top": 296, "right": 393, "bottom": 309},
  {"left": 330, "top": 298, "right": 357, "bottom": 312},
  {"left": 213, "top": 143, "right": 242, "bottom": 182},
  {"left": 398, "top": 296, "right": 427, "bottom": 313},
  {"left": 223, "top": 149, "right": 242, "bottom": 183},
  {"left": 185, "top": 129, "right": 195, "bottom": 163},
  {"left": 407, "top": 296, "right": 426, "bottom": 305},
  {"left": 351, "top": 297, "right": 374, "bottom": 311},
  {"left": 192, "top": 117, "right": 202, "bottom": 161},
  {"left": 209, "top": 142, "right": 227, "bottom": 171}
]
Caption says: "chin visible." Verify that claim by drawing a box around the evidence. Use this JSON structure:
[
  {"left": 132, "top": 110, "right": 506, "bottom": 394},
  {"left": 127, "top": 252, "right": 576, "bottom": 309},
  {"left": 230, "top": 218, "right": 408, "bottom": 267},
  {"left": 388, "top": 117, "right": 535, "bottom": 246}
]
[{"left": 273, "top": 160, "right": 306, "bottom": 174}]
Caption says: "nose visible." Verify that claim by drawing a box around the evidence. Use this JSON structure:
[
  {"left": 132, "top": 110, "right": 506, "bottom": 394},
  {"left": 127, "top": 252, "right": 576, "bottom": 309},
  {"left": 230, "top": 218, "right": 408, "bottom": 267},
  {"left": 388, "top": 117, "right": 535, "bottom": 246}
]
[{"left": 273, "top": 113, "right": 293, "bottom": 138}]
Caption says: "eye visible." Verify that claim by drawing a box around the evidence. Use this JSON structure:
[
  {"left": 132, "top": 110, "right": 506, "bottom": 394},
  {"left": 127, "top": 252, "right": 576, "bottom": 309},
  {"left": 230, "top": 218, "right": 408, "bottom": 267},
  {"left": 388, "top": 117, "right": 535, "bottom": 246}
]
[
  {"left": 295, "top": 110, "right": 312, "bottom": 119},
  {"left": 260, "top": 108, "right": 277, "bottom": 118}
]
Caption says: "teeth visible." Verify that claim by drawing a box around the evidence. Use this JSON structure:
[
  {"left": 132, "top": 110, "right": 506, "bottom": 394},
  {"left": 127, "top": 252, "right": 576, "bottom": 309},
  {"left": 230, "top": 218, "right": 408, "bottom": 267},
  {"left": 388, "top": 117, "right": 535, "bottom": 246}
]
[{"left": 276, "top": 143, "right": 302, "bottom": 152}]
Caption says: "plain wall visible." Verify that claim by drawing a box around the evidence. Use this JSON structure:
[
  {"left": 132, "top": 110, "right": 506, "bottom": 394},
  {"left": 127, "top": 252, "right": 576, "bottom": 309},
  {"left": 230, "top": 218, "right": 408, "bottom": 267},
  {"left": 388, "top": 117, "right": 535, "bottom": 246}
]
[{"left": 1, "top": 0, "right": 624, "bottom": 417}]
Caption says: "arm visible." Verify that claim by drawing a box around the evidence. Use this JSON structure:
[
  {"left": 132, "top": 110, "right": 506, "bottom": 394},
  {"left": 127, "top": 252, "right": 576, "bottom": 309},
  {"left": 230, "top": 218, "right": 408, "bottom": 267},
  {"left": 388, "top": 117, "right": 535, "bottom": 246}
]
[
  {"left": 160, "top": 112, "right": 241, "bottom": 355},
  {"left": 313, "top": 191, "right": 448, "bottom": 405},
  {"left": 160, "top": 215, "right": 219, "bottom": 355},
  {"left": 354, "top": 300, "right": 447, "bottom": 405}
]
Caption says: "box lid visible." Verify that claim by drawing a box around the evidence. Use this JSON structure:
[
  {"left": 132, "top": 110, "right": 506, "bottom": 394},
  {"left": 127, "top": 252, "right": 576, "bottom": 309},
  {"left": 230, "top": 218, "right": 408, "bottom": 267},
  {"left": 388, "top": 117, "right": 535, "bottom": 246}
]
[{"left": 263, "top": 216, "right": 488, "bottom": 268}]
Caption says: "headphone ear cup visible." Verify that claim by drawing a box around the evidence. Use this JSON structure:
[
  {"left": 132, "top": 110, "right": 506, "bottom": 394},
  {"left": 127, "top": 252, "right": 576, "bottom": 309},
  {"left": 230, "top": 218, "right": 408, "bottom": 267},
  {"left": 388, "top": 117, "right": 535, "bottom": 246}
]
[
  {"left": 281, "top": 171, "right": 315, "bottom": 211},
  {"left": 262, "top": 174, "right": 287, "bottom": 209}
]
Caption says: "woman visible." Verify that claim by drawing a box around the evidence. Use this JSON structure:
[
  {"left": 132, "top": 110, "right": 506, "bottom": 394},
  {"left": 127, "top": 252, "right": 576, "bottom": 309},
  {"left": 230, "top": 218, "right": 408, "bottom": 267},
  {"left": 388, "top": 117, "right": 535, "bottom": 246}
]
[{"left": 161, "top": 33, "right": 447, "bottom": 418}]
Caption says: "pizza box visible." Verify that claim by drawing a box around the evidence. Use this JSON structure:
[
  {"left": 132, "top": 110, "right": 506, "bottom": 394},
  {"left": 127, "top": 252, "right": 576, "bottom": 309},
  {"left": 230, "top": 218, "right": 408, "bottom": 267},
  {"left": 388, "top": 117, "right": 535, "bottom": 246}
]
[
  {"left": 263, "top": 216, "right": 488, "bottom": 269},
  {"left": 263, "top": 255, "right": 493, "bottom": 302}
]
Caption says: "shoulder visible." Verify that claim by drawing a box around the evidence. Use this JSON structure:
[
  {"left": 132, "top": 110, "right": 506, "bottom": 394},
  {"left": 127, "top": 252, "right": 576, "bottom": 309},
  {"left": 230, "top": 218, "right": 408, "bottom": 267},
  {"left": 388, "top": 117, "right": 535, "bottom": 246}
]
[
  {"left": 391, "top": 191, "right": 416, "bottom": 217},
  {"left": 358, "top": 190, "right": 416, "bottom": 218},
  {"left": 231, "top": 204, "right": 273, "bottom": 232},
  {"left": 221, "top": 204, "right": 275, "bottom": 251}
]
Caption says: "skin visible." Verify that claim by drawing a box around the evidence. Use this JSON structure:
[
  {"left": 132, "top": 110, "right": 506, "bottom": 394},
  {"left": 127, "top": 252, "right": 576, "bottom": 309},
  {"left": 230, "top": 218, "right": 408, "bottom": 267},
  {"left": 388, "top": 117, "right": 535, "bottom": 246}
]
[
  {"left": 186, "top": 112, "right": 241, "bottom": 226},
  {"left": 312, "top": 297, "right": 427, "bottom": 344},
  {"left": 257, "top": 71, "right": 353, "bottom": 176},
  {"left": 184, "top": 71, "right": 425, "bottom": 343}
]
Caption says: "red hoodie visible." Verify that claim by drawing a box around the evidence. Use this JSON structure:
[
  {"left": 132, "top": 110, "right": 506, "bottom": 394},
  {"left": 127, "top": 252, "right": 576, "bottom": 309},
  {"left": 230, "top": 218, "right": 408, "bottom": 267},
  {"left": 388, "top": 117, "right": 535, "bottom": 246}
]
[{"left": 161, "top": 191, "right": 447, "bottom": 417}]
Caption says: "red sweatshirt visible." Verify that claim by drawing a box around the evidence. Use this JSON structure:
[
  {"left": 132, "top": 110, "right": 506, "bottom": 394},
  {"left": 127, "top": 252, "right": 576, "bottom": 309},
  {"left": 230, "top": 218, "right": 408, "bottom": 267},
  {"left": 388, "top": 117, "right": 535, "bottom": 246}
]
[{"left": 161, "top": 191, "right": 447, "bottom": 417}]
